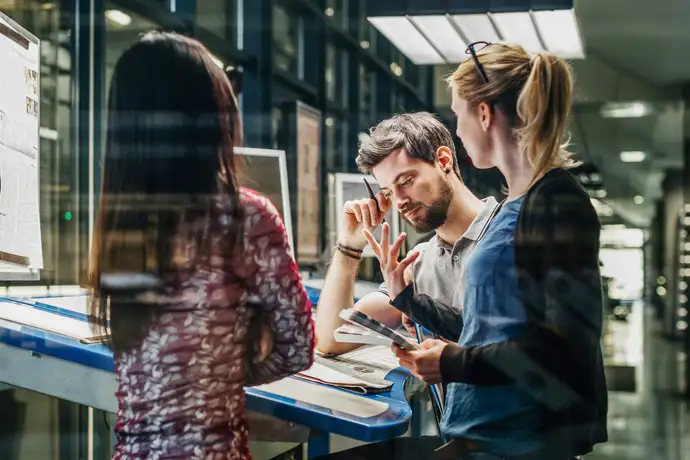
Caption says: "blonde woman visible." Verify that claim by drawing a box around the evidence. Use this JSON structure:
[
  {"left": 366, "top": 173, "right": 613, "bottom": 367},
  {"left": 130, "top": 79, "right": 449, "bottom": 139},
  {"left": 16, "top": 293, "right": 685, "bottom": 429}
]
[{"left": 365, "top": 42, "right": 607, "bottom": 459}]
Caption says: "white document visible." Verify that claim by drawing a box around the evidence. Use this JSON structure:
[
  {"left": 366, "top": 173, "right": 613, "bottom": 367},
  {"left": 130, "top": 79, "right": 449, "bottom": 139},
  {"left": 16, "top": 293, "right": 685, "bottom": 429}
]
[
  {"left": 297, "top": 361, "right": 390, "bottom": 394},
  {"left": 0, "top": 15, "right": 42, "bottom": 270},
  {"left": 337, "top": 345, "right": 401, "bottom": 372},
  {"left": 253, "top": 378, "right": 389, "bottom": 418}
]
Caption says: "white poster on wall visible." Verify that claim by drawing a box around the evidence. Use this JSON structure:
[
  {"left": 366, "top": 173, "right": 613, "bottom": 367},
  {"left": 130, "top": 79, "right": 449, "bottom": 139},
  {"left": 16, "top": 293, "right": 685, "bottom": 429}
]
[{"left": 0, "top": 13, "right": 43, "bottom": 275}]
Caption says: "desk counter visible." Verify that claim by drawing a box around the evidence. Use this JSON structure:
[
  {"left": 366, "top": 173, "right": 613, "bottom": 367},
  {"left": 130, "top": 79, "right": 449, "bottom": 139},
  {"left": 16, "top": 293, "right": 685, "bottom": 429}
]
[{"left": 0, "top": 281, "right": 413, "bottom": 457}]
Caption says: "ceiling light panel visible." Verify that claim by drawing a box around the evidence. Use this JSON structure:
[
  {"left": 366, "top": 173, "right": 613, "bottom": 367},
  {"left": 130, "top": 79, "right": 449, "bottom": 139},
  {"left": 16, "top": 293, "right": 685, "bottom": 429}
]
[
  {"left": 368, "top": 16, "right": 445, "bottom": 65},
  {"left": 450, "top": 14, "right": 500, "bottom": 44},
  {"left": 409, "top": 15, "right": 467, "bottom": 62},
  {"left": 600, "top": 102, "right": 654, "bottom": 118},
  {"left": 533, "top": 9, "right": 584, "bottom": 59},
  {"left": 491, "top": 12, "right": 544, "bottom": 53},
  {"left": 105, "top": 9, "right": 132, "bottom": 26},
  {"left": 620, "top": 151, "right": 647, "bottom": 163}
]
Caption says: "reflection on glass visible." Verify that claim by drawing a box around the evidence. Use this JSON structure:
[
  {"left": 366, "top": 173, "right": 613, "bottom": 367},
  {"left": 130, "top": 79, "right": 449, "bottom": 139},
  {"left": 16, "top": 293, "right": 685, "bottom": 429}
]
[
  {"left": 272, "top": 2, "right": 298, "bottom": 74},
  {"left": 1, "top": 2, "right": 77, "bottom": 285},
  {"left": 195, "top": 0, "right": 228, "bottom": 39},
  {"left": 325, "top": 116, "right": 338, "bottom": 172},
  {"left": 327, "top": 0, "right": 350, "bottom": 30},
  {"left": 359, "top": 64, "right": 375, "bottom": 129},
  {"left": 270, "top": 106, "right": 283, "bottom": 149},
  {"left": 326, "top": 43, "right": 336, "bottom": 101}
]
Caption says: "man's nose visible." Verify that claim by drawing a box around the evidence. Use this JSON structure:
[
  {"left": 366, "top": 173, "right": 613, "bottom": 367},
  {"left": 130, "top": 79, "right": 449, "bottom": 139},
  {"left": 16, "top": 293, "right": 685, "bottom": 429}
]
[{"left": 396, "top": 196, "right": 410, "bottom": 212}]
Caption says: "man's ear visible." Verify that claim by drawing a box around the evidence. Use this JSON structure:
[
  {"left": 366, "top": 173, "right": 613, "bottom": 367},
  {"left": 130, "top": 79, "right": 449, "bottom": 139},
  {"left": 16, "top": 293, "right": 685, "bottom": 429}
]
[
  {"left": 435, "top": 146, "right": 454, "bottom": 174},
  {"left": 478, "top": 101, "right": 493, "bottom": 131}
]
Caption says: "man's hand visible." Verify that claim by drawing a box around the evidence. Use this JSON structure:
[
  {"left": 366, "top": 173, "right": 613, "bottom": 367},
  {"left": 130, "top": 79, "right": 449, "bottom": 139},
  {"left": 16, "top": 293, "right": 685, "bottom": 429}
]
[
  {"left": 392, "top": 339, "right": 448, "bottom": 385},
  {"left": 338, "top": 193, "right": 391, "bottom": 251},
  {"left": 363, "top": 223, "right": 420, "bottom": 299}
]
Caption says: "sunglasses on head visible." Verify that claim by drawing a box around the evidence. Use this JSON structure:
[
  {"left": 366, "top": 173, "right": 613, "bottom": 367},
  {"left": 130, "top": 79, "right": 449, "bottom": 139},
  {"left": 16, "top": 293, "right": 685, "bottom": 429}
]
[{"left": 465, "top": 41, "right": 491, "bottom": 84}]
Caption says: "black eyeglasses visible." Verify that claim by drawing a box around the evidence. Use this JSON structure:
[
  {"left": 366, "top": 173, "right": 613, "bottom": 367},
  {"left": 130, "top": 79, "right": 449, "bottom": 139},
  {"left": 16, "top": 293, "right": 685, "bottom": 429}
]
[{"left": 465, "top": 41, "right": 491, "bottom": 84}]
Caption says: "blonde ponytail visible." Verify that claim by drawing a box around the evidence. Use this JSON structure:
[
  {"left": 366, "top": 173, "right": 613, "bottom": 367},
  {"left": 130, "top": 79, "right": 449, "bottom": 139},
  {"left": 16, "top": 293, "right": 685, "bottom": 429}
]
[{"left": 515, "top": 52, "right": 579, "bottom": 181}]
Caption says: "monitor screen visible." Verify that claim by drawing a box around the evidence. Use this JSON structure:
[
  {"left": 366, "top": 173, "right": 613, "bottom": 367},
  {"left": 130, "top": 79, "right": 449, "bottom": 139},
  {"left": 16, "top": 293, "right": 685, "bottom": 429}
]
[
  {"left": 235, "top": 147, "right": 294, "bottom": 252},
  {"left": 332, "top": 173, "right": 401, "bottom": 258}
]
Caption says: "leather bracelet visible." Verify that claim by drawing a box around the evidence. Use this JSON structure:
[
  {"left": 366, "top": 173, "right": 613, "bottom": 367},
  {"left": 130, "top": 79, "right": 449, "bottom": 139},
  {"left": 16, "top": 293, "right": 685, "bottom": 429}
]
[
  {"left": 336, "top": 242, "right": 364, "bottom": 254},
  {"left": 335, "top": 244, "right": 362, "bottom": 260}
]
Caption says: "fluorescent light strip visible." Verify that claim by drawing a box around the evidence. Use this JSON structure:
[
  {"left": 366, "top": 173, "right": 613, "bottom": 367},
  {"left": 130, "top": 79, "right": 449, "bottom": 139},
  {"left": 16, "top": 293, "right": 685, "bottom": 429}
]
[
  {"left": 451, "top": 14, "right": 500, "bottom": 44},
  {"left": 408, "top": 15, "right": 467, "bottom": 63},
  {"left": 368, "top": 16, "right": 445, "bottom": 64},
  {"left": 533, "top": 9, "right": 584, "bottom": 59},
  {"left": 600, "top": 102, "right": 653, "bottom": 118},
  {"left": 491, "top": 12, "right": 543, "bottom": 53},
  {"left": 620, "top": 151, "right": 647, "bottom": 163},
  {"left": 105, "top": 9, "right": 132, "bottom": 26}
]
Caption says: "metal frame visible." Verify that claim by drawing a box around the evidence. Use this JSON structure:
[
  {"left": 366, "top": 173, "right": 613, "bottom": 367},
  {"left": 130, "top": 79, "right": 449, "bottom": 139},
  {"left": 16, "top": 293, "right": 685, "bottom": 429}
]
[
  {"left": 329, "top": 172, "right": 401, "bottom": 258},
  {"left": 235, "top": 147, "right": 295, "bottom": 255},
  {"left": 0, "top": 12, "right": 42, "bottom": 282}
]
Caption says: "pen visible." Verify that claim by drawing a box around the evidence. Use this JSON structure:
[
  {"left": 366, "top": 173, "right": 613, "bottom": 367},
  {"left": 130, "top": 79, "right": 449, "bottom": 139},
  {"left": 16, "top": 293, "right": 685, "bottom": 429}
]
[{"left": 363, "top": 178, "right": 386, "bottom": 224}]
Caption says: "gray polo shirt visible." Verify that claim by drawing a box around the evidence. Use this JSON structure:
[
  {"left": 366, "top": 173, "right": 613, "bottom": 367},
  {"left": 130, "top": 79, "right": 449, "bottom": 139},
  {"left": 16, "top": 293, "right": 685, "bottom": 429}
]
[{"left": 379, "top": 196, "right": 499, "bottom": 310}]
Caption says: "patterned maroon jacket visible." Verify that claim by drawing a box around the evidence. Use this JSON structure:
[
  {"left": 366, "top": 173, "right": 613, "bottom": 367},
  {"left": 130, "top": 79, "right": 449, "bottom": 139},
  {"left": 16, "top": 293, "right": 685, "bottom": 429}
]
[{"left": 112, "top": 188, "right": 315, "bottom": 459}]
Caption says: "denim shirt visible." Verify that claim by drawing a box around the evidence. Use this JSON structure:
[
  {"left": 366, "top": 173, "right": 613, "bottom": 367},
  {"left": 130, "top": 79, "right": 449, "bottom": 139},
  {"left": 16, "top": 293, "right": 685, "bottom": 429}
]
[{"left": 440, "top": 195, "right": 544, "bottom": 456}]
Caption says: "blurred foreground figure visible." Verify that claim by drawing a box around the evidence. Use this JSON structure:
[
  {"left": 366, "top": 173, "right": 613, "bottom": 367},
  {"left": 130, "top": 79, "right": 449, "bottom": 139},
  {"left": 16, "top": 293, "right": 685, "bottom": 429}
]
[{"left": 88, "top": 31, "right": 314, "bottom": 459}]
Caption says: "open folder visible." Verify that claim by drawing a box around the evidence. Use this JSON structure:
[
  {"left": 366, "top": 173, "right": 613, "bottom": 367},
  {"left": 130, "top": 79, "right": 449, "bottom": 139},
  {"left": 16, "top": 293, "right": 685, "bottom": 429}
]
[{"left": 296, "top": 346, "right": 401, "bottom": 394}]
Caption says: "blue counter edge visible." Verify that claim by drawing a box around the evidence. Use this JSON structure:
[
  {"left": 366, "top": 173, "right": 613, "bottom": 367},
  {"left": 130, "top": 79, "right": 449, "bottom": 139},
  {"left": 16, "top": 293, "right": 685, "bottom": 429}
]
[{"left": 0, "top": 288, "right": 413, "bottom": 442}]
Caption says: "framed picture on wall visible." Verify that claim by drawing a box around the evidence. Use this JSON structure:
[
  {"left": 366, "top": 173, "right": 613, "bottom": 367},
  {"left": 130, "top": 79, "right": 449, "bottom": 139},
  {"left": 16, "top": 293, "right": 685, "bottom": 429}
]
[{"left": 283, "top": 101, "right": 322, "bottom": 265}]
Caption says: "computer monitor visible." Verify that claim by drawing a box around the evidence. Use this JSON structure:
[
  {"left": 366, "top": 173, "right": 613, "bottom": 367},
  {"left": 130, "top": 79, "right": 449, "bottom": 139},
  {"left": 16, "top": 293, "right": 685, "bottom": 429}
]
[
  {"left": 329, "top": 173, "right": 401, "bottom": 258},
  {"left": 0, "top": 13, "right": 42, "bottom": 281},
  {"left": 235, "top": 147, "right": 294, "bottom": 253}
]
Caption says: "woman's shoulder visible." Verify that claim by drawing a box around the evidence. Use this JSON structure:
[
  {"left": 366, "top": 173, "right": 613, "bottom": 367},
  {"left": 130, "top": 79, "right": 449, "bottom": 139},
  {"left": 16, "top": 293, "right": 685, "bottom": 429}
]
[
  {"left": 239, "top": 187, "right": 286, "bottom": 236},
  {"left": 522, "top": 169, "right": 593, "bottom": 215},
  {"left": 529, "top": 168, "right": 588, "bottom": 199},
  {"left": 518, "top": 168, "right": 599, "bottom": 236}
]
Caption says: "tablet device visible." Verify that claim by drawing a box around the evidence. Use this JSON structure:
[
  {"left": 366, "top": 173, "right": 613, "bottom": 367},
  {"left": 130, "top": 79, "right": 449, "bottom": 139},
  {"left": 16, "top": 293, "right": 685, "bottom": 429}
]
[{"left": 339, "top": 308, "right": 419, "bottom": 351}]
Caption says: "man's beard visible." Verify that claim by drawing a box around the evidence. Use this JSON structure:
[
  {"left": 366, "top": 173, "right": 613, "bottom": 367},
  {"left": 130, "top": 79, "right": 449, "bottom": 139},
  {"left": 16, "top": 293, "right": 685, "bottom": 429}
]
[{"left": 402, "top": 179, "right": 453, "bottom": 234}]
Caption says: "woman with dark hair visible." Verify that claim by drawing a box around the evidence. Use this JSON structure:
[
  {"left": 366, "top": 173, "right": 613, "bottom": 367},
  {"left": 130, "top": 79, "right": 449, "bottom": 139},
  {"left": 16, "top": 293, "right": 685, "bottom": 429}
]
[{"left": 88, "top": 31, "right": 314, "bottom": 459}]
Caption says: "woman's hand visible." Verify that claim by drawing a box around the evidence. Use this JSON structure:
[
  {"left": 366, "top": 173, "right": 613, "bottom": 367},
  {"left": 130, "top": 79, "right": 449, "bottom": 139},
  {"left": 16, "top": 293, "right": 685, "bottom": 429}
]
[
  {"left": 392, "top": 339, "right": 448, "bottom": 385},
  {"left": 257, "top": 322, "right": 274, "bottom": 362},
  {"left": 363, "top": 223, "right": 420, "bottom": 299}
]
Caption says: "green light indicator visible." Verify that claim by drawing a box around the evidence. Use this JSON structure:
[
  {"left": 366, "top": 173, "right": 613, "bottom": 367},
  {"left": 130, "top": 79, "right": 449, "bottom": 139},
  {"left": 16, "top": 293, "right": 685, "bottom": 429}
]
[{"left": 63, "top": 211, "right": 72, "bottom": 221}]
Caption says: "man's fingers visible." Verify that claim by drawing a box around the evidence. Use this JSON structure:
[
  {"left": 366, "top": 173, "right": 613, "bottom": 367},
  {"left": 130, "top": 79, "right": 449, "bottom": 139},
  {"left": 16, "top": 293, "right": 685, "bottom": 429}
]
[
  {"left": 397, "top": 250, "right": 420, "bottom": 274},
  {"left": 381, "top": 223, "right": 390, "bottom": 265},
  {"left": 376, "top": 192, "right": 392, "bottom": 216},
  {"left": 365, "top": 199, "right": 378, "bottom": 226},
  {"left": 357, "top": 203, "right": 372, "bottom": 228},
  {"left": 362, "top": 229, "right": 381, "bottom": 258},
  {"left": 348, "top": 202, "right": 363, "bottom": 222},
  {"left": 389, "top": 233, "right": 407, "bottom": 263}
]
